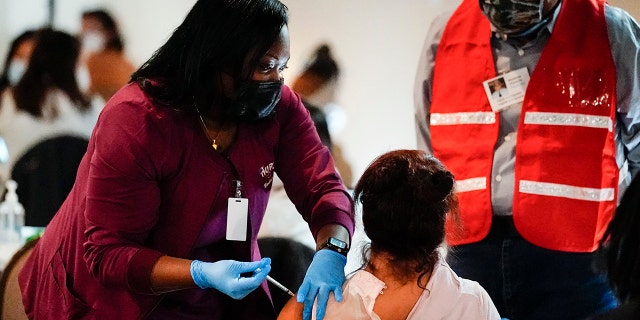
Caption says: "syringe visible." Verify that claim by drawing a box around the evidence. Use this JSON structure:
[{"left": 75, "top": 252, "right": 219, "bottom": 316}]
[
  {"left": 255, "top": 267, "right": 296, "bottom": 297},
  {"left": 266, "top": 275, "right": 295, "bottom": 297}
]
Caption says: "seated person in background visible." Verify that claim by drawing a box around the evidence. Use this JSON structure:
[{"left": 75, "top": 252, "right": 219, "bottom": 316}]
[
  {"left": 291, "top": 44, "right": 353, "bottom": 188},
  {"left": 279, "top": 149, "right": 501, "bottom": 319},
  {"left": 588, "top": 173, "right": 640, "bottom": 320},
  {"left": 0, "top": 28, "right": 102, "bottom": 183},
  {"left": 80, "top": 9, "right": 136, "bottom": 102},
  {"left": 0, "top": 30, "right": 36, "bottom": 94}
]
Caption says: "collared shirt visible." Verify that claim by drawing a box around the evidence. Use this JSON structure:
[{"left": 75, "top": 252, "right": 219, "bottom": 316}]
[
  {"left": 414, "top": 2, "right": 640, "bottom": 216},
  {"left": 315, "top": 260, "right": 500, "bottom": 319}
]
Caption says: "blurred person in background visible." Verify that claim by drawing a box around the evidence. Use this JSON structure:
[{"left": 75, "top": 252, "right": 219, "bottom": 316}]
[
  {"left": 291, "top": 44, "right": 353, "bottom": 188},
  {"left": 0, "top": 28, "right": 101, "bottom": 182},
  {"left": 0, "top": 30, "right": 36, "bottom": 95},
  {"left": 80, "top": 9, "right": 136, "bottom": 102}
]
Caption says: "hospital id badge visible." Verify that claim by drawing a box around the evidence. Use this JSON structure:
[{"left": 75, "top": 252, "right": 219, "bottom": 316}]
[
  {"left": 482, "top": 67, "right": 530, "bottom": 112},
  {"left": 226, "top": 197, "right": 248, "bottom": 241}
]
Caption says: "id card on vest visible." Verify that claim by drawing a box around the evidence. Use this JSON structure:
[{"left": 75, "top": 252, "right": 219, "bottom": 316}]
[{"left": 483, "top": 67, "right": 530, "bottom": 112}]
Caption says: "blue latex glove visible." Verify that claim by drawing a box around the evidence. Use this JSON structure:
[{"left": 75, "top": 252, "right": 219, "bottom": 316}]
[
  {"left": 297, "top": 249, "right": 346, "bottom": 320},
  {"left": 190, "top": 257, "right": 271, "bottom": 300}
]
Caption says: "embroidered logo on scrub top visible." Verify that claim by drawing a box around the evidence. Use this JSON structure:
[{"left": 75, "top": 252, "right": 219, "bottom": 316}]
[{"left": 259, "top": 162, "right": 274, "bottom": 188}]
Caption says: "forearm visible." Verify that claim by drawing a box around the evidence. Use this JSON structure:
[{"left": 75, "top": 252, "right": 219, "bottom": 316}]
[
  {"left": 314, "top": 224, "right": 350, "bottom": 251},
  {"left": 150, "top": 256, "right": 271, "bottom": 299},
  {"left": 149, "top": 255, "right": 196, "bottom": 293}
]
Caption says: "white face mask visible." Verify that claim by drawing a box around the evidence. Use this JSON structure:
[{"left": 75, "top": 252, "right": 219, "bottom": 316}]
[
  {"left": 76, "top": 65, "right": 91, "bottom": 93},
  {"left": 81, "top": 32, "right": 106, "bottom": 53},
  {"left": 7, "top": 59, "right": 27, "bottom": 85}
]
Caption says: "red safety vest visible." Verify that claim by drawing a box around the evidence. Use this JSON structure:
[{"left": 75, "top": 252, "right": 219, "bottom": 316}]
[{"left": 431, "top": 0, "right": 618, "bottom": 252}]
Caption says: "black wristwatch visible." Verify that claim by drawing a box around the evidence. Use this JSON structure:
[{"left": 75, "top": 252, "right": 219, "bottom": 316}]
[{"left": 319, "top": 237, "right": 349, "bottom": 256}]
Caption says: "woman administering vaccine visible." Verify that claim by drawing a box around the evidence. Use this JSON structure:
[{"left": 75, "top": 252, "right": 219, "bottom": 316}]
[{"left": 18, "top": 1, "right": 354, "bottom": 319}]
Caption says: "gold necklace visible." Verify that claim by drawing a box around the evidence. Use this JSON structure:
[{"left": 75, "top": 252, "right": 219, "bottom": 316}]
[{"left": 195, "top": 108, "right": 225, "bottom": 151}]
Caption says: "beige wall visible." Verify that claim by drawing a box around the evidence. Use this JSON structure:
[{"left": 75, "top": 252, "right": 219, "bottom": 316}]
[
  {"left": 0, "top": 0, "right": 638, "bottom": 179},
  {"left": 610, "top": 0, "right": 640, "bottom": 20}
]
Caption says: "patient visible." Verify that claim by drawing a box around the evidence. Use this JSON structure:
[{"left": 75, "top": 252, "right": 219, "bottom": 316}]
[
  {"left": 588, "top": 173, "right": 640, "bottom": 319},
  {"left": 278, "top": 149, "right": 500, "bottom": 319}
]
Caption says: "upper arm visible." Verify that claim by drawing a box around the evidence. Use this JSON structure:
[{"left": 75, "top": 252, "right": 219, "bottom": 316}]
[
  {"left": 274, "top": 87, "right": 354, "bottom": 238},
  {"left": 606, "top": 5, "right": 640, "bottom": 179},
  {"left": 277, "top": 297, "right": 304, "bottom": 320},
  {"left": 414, "top": 11, "right": 453, "bottom": 152},
  {"left": 83, "top": 101, "right": 167, "bottom": 290}
]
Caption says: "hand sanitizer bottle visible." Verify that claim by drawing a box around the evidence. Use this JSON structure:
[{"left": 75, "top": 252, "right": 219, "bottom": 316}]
[{"left": 0, "top": 179, "right": 25, "bottom": 242}]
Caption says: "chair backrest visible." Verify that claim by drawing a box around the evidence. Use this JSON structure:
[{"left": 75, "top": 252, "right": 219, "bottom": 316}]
[
  {"left": 0, "top": 237, "right": 39, "bottom": 320},
  {"left": 11, "top": 135, "right": 88, "bottom": 227}
]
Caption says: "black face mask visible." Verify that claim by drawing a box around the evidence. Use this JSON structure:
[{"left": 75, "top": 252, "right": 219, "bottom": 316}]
[
  {"left": 480, "top": 0, "right": 546, "bottom": 35},
  {"left": 228, "top": 79, "right": 283, "bottom": 121}
]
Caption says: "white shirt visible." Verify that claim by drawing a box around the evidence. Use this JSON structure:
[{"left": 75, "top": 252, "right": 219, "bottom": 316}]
[
  {"left": 258, "top": 174, "right": 316, "bottom": 249},
  {"left": 0, "top": 89, "right": 103, "bottom": 182},
  {"left": 315, "top": 259, "right": 501, "bottom": 320}
]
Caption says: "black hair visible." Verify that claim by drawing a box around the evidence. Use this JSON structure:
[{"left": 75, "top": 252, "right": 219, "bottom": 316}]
[
  {"left": 291, "top": 43, "right": 339, "bottom": 97},
  {"left": 304, "top": 44, "right": 339, "bottom": 81},
  {"left": 13, "top": 28, "right": 90, "bottom": 117},
  {"left": 0, "top": 30, "right": 36, "bottom": 94},
  {"left": 82, "top": 9, "right": 125, "bottom": 52},
  {"left": 131, "top": 0, "right": 288, "bottom": 114},
  {"left": 353, "top": 149, "right": 458, "bottom": 288},
  {"left": 598, "top": 174, "right": 640, "bottom": 303}
]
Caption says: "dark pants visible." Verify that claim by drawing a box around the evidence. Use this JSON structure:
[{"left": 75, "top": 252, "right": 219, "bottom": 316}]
[{"left": 447, "top": 216, "right": 617, "bottom": 320}]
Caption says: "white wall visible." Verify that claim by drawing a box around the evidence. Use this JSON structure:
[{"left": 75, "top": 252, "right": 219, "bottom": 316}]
[
  {"left": 0, "top": 0, "right": 638, "bottom": 181},
  {"left": 282, "top": 0, "right": 458, "bottom": 178}
]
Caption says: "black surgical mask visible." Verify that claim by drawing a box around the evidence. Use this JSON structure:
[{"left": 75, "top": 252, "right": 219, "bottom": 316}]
[
  {"left": 480, "top": 0, "right": 548, "bottom": 36},
  {"left": 228, "top": 79, "right": 283, "bottom": 121}
]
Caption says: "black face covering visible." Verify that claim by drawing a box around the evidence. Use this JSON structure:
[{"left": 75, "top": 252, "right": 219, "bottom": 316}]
[
  {"left": 228, "top": 79, "right": 283, "bottom": 121},
  {"left": 480, "top": 0, "right": 546, "bottom": 36}
]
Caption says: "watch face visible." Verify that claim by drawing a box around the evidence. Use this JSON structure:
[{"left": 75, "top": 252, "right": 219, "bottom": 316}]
[{"left": 328, "top": 237, "right": 347, "bottom": 249}]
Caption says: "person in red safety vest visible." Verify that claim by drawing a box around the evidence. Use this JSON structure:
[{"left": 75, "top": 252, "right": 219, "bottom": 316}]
[{"left": 414, "top": 0, "right": 640, "bottom": 319}]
